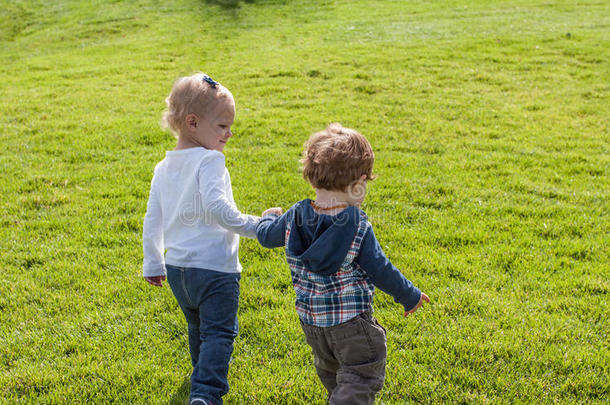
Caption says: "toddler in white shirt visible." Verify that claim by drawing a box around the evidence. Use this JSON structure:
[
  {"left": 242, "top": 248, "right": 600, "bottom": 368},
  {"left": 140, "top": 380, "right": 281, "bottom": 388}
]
[{"left": 142, "top": 73, "right": 271, "bottom": 405}]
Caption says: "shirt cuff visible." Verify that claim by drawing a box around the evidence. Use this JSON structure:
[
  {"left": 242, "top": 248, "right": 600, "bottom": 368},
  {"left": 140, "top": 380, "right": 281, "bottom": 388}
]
[
  {"left": 143, "top": 264, "right": 166, "bottom": 277},
  {"left": 402, "top": 287, "right": 422, "bottom": 312}
]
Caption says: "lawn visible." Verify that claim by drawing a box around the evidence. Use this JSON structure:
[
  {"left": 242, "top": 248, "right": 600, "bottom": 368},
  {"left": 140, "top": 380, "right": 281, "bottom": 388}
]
[{"left": 0, "top": 0, "right": 608, "bottom": 403}]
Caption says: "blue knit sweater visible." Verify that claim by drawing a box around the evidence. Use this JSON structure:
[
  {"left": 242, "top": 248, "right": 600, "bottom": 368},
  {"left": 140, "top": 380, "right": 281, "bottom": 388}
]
[{"left": 256, "top": 199, "right": 421, "bottom": 312}]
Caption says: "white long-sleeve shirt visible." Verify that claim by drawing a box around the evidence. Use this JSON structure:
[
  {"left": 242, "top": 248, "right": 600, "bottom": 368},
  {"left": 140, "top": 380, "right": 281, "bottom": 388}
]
[{"left": 142, "top": 147, "right": 259, "bottom": 276}]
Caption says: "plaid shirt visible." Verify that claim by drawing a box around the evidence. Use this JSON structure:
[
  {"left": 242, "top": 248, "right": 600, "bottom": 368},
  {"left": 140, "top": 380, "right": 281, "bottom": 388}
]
[{"left": 285, "top": 210, "right": 375, "bottom": 327}]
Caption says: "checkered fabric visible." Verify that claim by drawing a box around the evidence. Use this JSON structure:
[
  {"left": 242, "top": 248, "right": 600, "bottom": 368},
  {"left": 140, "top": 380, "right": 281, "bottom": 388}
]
[{"left": 285, "top": 210, "right": 375, "bottom": 327}]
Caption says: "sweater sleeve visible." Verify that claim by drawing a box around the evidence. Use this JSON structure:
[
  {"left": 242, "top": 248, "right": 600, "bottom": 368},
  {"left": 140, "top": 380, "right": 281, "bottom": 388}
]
[
  {"left": 142, "top": 167, "right": 166, "bottom": 277},
  {"left": 355, "top": 224, "right": 421, "bottom": 312},
  {"left": 198, "top": 154, "right": 259, "bottom": 239},
  {"left": 256, "top": 212, "right": 288, "bottom": 248}
]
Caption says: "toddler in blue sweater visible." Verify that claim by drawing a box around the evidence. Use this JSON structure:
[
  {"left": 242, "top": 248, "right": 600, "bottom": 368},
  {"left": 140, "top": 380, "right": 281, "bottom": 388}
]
[{"left": 256, "top": 123, "right": 430, "bottom": 405}]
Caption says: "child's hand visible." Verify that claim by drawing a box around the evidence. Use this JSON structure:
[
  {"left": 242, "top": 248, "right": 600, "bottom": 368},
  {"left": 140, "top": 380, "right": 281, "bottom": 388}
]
[
  {"left": 262, "top": 207, "right": 283, "bottom": 217},
  {"left": 404, "top": 292, "right": 430, "bottom": 317},
  {"left": 145, "top": 275, "right": 166, "bottom": 287}
]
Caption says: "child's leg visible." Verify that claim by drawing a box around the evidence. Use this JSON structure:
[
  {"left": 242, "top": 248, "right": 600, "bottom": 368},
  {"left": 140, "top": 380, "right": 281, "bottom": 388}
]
[
  {"left": 300, "top": 320, "right": 340, "bottom": 395},
  {"left": 328, "top": 312, "right": 387, "bottom": 405},
  {"left": 166, "top": 266, "right": 240, "bottom": 405},
  {"left": 191, "top": 271, "right": 240, "bottom": 405},
  {"left": 166, "top": 265, "right": 202, "bottom": 367}
]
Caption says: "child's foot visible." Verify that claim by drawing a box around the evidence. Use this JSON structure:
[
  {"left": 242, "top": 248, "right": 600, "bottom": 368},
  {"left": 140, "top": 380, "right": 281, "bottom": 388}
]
[{"left": 190, "top": 399, "right": 213, "bottom": 405}]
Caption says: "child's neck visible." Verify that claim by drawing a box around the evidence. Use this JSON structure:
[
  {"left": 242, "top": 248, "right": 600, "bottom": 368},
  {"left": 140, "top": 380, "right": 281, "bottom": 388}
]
[
  {"left": 313, "top": 188, "right": 354, "bottom": 214},
  {"left": 174, "top": 133, "right": 203, "bottom": 150}
]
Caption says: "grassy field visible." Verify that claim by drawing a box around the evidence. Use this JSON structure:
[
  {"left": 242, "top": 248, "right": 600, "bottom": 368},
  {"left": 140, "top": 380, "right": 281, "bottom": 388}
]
[{"left": 1, "top": 0, "right": 608, "bottom": 403}]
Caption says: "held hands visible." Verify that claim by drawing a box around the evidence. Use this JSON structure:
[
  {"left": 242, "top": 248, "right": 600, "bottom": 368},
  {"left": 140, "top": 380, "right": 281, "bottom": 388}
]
[
  {"left": 404, "top": 292, "right": 430, "bottom": 317},
  {"left": 262, "top": 207, "right": 283, "bottom": 217},
  {"left": 145, "top": 275, "right": 166, "bottom": 287}
]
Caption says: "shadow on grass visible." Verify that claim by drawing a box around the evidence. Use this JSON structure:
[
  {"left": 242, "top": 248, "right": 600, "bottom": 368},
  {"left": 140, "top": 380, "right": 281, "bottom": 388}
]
[
  {"left": 169, "top": 377, "right": 190, "bottom": 405},
  {"left": 203, "top": 0, "right": 250, "bottom": 9},
  {"left": 203, "top": 0, "right": 293, "bottom": 10}
]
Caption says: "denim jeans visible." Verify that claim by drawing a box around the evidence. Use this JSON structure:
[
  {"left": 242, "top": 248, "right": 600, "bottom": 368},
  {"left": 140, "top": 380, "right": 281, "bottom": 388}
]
[
  {"left": 166, "top": 264, "right": 241, "bottom": 405},
  {"left": 300, "top": 311, "right": 387, "bottom": 405}
]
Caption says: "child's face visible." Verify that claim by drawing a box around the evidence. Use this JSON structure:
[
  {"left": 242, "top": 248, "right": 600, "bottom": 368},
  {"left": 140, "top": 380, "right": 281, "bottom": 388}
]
[{"left": 193, "top": 97, "right": 235, "bottom": 152}]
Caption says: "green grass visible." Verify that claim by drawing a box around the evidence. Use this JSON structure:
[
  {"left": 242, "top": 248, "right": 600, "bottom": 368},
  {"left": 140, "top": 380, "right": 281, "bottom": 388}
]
[{"left": 1, "top": 0, "right": 608, "bottom": 403}]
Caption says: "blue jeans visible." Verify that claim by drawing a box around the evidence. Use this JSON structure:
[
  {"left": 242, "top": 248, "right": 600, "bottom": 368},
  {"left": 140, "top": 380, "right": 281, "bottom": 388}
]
[{"left": 166, "top": 265, "right": 241, "bottom": 405}]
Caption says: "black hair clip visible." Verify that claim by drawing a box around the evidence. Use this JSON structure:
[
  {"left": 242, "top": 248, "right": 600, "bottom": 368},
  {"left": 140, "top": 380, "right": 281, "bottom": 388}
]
[{"left": 202, "top": 75, "right": 219, "bottom": 89}]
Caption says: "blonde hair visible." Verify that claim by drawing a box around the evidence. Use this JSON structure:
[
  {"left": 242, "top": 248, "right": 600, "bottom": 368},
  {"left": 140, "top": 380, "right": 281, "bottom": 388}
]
[
  {"left": 161, "top": 73, "right": 233, "bottom": 136},
  {"left": 302, "top": 123, "right": 375, "bottom": 191}
]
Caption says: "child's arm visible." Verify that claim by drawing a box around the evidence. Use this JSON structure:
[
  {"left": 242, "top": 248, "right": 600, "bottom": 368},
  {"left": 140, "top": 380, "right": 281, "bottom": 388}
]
[
  {"left": 256, "top": 210, "right": 289, "bottom": 248},
  {"left": 199, "top": 154, "right": 260, "bottom": 239},
  {"left": 356, "top": 223, "right": 429, "bottom": 315},
  {"left": 143, "top": 169, "right": 166, "bottom": 287}
]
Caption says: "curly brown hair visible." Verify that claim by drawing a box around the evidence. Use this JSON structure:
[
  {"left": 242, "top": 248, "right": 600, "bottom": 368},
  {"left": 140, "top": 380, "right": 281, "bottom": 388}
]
[{"left": 301, "top": 123, "right": 375, "bottom": 191}]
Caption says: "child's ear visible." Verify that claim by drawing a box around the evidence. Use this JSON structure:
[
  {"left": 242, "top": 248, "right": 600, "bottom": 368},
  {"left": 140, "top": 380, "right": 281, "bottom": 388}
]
[{"left": 185, "top": 114, "right": 198, "bottom": 131}]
